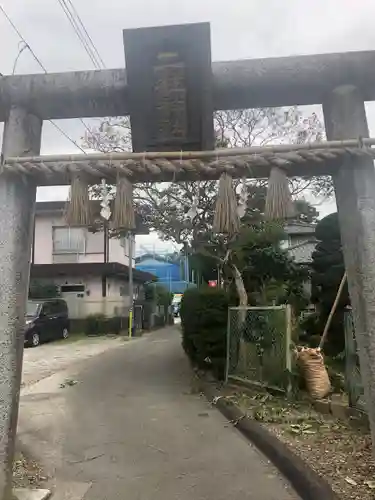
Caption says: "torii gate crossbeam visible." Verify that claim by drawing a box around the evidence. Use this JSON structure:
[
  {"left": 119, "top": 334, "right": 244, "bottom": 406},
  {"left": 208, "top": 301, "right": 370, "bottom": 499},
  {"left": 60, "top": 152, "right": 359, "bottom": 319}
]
[{"left": 0, "top": 50, "right": 375, "bottom": 120}]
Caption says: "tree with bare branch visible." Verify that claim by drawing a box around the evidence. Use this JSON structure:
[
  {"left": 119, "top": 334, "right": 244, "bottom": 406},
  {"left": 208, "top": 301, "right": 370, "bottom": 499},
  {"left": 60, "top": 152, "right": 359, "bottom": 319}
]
[{"left": 83, "top": 107, "right": 331, "bottom": 245}]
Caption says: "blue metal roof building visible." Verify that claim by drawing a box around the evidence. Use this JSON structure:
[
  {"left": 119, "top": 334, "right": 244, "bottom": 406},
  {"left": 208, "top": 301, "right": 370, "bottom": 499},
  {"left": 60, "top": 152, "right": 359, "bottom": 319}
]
[
  {"left": 136, "top": 256, "right": 181, "bottom": 282},
  {"left": 135, "top": 255, "right": 197, "bottom": 294}
]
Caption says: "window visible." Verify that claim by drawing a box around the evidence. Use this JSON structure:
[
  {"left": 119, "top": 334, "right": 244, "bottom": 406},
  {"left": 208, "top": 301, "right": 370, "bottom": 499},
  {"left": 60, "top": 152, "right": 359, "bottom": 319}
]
[
  {"left": 41, "top": 301, "right": 54, "bottom": 316},
  {"left": 26, "top": 301, "right": 41, "bottom": 317},
  {"left": 41, "top": 300, "right": 67, "bottom": 316},
  {"left": 53, "top": 300, "right": 68, "bottom": 314},
  {"left": 60, "top": 284, "right": 85, "bottom": 293},
  {"left": 53, "top": 227, "right": 86, "bottom": 254}
]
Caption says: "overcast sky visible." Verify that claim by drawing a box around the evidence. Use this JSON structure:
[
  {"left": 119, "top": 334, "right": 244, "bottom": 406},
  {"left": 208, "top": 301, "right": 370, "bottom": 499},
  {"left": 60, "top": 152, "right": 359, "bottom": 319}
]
[{"left": 0, "top": 0, "right": 375, "bottom": 251}]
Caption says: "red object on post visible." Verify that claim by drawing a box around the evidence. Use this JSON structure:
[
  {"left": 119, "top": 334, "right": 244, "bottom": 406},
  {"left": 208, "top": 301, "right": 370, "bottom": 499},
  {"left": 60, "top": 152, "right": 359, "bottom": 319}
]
[{"left": 208, "top": 280, "right": 217, "bottom": 287}]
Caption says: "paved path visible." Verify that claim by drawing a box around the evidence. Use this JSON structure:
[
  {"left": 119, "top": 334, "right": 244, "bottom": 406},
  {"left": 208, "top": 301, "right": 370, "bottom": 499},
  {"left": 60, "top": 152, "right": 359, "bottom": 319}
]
[
  {"left": 22, "top": 336, "right": 124, "bottom": 387},
  {"left": 18, "top": 327, "right": 299, "bottom": 500}
]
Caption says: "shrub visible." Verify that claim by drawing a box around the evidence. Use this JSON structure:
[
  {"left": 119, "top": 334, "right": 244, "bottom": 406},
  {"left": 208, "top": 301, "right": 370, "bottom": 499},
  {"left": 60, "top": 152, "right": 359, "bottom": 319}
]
[
  {"left": 85, "top": 314, "right": 106, "bottom": 336},
  {"left": 85, "top": 314, "right": 123, "bottom": 336},
  {"left": 180, "top": 287, "right": 229, "bottom": 379},
  {"left": 29, "top": 281, "right": 60, "bottom": 299},
  {"left": 144, "top": 283, "right": 173, "bottom": 307},
  {"left": 310, "top": 213, "right": 349, "bottom": 354},
  {"left": 144, "top": 283, "right": 156, "bottom": 302},
  {"left": 299, "top": 309, "right": 346, "bottom": 355},
  {"left": 106, "top": 316, "right": 122, "bottom": 334}
]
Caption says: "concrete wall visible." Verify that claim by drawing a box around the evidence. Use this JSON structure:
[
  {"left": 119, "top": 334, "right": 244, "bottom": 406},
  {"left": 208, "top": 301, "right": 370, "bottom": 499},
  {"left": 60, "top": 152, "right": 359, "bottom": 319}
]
[
  {"left": 289, "top": 234, "right": 313, "bottom": 247},
  {"left": 34, "top": 215, "right": 54, "bottom": 264},
  {"left": 33, "top": 213, "right": 134, "bottom": 266},
  {"left": 33, "top": 275, "right": 131, "bottom": 319}
]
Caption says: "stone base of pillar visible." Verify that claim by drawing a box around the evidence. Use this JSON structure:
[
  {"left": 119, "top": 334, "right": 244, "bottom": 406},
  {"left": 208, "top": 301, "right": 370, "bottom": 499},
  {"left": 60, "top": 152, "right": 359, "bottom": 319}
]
[{"left": 13, "top": 488, "right": 51, "bottom": 500}]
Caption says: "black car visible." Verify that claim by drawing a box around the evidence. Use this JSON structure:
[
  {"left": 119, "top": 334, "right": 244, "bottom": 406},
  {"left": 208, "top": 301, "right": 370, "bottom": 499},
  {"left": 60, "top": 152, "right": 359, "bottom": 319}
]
[{"left": 24, "top": 299, "right": 70, "bottom": 347}]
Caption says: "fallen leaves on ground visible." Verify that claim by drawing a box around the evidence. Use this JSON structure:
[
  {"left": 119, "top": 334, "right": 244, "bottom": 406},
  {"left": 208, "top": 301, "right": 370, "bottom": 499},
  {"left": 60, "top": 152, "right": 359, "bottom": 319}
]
[
  {"left": 221, "top": 387, "right": 374, "bottom": 500},
  {"left": 13, "top": 451, "right": 46, "bottom": 488},
  {"left": 60, "top": 378, "right": 78, "bottom": 388}
]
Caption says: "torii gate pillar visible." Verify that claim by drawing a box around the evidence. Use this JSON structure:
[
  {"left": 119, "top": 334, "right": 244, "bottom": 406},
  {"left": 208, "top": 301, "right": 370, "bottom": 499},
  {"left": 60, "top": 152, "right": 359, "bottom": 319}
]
[
  {"left": 323, "top": 85, "right": 375, "bottom": 449},
  {"left": 0, "top": 107, "right": 42, "bottom": 500}
]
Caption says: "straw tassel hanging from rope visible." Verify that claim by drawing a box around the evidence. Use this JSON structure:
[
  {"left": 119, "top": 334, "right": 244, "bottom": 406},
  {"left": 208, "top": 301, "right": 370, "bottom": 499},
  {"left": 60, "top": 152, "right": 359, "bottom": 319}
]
[
  {"left": 111, "top": 175, "right": 136, "bottom": 231},
  {"left": 65, "top": 175, "right": 92, "bottom": 226},
  {"left": 264, "top": 166, "right": 296, "bottom": 221},
  {"left": 213, "top": 172, "right": 240, "bottom": 235}
]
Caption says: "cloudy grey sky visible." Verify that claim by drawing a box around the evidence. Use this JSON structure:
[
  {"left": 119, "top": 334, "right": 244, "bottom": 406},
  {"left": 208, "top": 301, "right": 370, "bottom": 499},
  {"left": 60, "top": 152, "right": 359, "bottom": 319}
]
[{"left": 0, "top": 0, "right": 374, "bottom": 250}]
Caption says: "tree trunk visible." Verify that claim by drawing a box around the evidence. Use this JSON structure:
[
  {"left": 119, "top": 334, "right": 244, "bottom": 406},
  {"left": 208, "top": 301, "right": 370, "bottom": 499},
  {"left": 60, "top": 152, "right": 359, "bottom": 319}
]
[
  {"left": 232, "top": 264, "right": 248, "bottom": 311},
  {"left": 232, "top": 264, "right": 248, "bottom": 373}
]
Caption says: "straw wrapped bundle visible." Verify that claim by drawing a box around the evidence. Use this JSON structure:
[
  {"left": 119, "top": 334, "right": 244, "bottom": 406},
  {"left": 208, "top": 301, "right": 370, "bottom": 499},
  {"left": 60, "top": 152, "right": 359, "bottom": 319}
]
[
  {"left": 295, "top": 347, "right": 331, "bottom": 400},
  {"left": 213, "top": 172, "right": 240, "bottom": 234},
  {"left": 111, "top": 176, "right": 136, "bottom": 230},
  {"left": 264, "top": 166, "right": 295, "bottom": 221},
  {"left": 65, "top": 176, "right": 92, "bottom": 226}
]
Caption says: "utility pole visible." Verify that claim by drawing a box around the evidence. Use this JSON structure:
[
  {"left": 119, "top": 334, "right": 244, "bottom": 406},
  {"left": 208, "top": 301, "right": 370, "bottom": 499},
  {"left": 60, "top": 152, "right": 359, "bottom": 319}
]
[
  {"left": 183, "top": 242, "right": 189, "bottom": 283},
  {"left": 100, "top": 180, "right": 110, "bottom": 304}
]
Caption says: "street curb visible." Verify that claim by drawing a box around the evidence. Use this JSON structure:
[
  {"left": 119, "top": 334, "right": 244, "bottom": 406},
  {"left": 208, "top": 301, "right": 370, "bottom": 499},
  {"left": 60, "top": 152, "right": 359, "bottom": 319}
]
[{"left": 202, "top": 383, "right": 339, "bottom": 500}]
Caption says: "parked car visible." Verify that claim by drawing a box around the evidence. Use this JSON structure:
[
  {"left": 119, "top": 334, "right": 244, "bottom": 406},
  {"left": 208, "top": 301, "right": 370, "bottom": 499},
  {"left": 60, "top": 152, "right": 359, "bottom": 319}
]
[{"left": 24, "top": 298, "right": 70, "bottom": 347}]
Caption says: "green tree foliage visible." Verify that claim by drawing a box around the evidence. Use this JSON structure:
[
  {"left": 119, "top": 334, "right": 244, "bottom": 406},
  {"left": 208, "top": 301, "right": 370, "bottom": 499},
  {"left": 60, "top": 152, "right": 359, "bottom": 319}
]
[
  {"left": 180, "top": 287, "right": 229, "bottom": 379},
  {"left": 154, "top": 284, "right": 173, "bottom": 307},
  {"left": 144, "top": 282, "right": 172, "bottom": 306},
  {"left": 188, "top": 252, "right": 218, "bottom": 284},
  {"left": 191, "top": 222, "right": 308, "bottom": 311},
  {"left": 311, "top": 213, "right": 347, "bottom": 306},
  {"left": 29, "top": 281, "right": 60, "bottom": 299},
  {"left": 230, "top": 225, "right": 309, "bottom": 310},
  {"left": 306, "top": 213, "right": 349, "bottom": 354}
]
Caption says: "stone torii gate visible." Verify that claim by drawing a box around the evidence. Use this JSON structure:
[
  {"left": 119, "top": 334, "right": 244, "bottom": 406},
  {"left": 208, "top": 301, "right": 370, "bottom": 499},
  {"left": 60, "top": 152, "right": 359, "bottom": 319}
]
[{"left": 1, "top": 21, "right": 375, "bottom": 498}]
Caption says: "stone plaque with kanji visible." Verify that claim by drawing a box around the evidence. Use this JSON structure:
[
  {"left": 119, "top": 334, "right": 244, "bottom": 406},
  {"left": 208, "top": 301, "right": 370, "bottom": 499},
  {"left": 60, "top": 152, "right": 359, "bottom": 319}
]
[{"left": 123, "top": 23, "right": 214, "bottom": 152}]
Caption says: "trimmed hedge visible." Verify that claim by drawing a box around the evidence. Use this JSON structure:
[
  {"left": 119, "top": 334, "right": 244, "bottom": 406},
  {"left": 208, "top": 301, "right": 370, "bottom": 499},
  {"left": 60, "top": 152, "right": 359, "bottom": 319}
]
[
  {"left": 180, "top": 287, "right": 229, "bottom": 379},
  {"left": 84, "top": 314, "right": 124, "bottom": 336}
]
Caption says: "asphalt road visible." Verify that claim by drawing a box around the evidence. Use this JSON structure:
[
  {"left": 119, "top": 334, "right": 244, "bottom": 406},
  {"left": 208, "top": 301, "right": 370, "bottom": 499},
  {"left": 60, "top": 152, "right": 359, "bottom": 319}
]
[{"left": 18, "top": 327, "right": 299, "bottom": 500}]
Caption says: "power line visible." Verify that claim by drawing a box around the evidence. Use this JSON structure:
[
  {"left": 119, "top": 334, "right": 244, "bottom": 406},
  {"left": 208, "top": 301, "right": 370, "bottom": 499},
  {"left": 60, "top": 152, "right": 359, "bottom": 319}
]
[
  {"left": 54, "top": 0, "right": 108, "bottom": 140},
  {"left": 0, "top": 3, "right": 88, "bottom": 153},
  {"left": 0, "top": 4, "right": 47, "bottom": 71},
  {"left": 57, "top": 0, "right": 100, "bottom": 68},
  {"left": 12, "top": 42, "right": 28, "bottom": 75},
  {"left": 49, "top": 122, "right": 86, "bottom": 153},
  {"left": 61, "top": 0, "right": 105, "bottom": 68},
  {"left": 56, "top": 0, "right": 102, "bottom": 69}
]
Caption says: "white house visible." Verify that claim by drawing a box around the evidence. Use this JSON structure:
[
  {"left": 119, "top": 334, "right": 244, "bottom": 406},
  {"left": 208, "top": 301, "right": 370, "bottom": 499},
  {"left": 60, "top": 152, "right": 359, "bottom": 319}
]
[
  {"left": 280, "top": 222, "right": 317, "bottom": 298},
  {"left": 281, "top": 222, "right": 317, "bottom": 264},
  {"left": 30, "top": 201, "right": 153, "bottom": 319}
]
